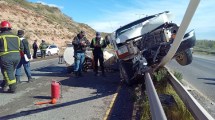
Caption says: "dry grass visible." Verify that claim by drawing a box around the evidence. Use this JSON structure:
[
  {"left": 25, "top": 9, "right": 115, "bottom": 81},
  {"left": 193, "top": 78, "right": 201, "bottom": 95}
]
[{"left": 140, "top": 68, "right": 194, "bottom": 120}]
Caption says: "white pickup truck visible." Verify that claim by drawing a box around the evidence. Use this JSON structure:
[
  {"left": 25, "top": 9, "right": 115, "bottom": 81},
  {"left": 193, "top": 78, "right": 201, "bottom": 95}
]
[{"left": 107, "top": 11, "right": 196, "bottom": 85}]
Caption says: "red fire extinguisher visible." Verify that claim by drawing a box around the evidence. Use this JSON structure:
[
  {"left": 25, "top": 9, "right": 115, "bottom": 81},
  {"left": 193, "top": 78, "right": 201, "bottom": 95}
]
[{"left": 51, "top": 81, "right": 61, "bottom": 99}]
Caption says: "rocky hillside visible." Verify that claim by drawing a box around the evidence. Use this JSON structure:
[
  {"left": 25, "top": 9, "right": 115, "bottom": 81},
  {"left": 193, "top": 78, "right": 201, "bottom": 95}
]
[{"left": 0, "top": 0, "right": 96, "bottom": 47}]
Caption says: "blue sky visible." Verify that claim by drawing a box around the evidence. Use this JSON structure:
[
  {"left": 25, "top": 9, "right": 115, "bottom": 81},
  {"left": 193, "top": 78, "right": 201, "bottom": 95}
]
[{"left": 28, "top": 0, "right": 215, "bottom": 40}]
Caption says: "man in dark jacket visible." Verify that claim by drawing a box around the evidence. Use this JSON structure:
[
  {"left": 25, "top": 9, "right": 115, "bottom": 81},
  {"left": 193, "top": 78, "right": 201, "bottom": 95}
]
[
  {"left": 32, "top": 40, "right": 38, "bottom": 59},
  {"left": 0, "top": 21, "right": 24, "bottom": 93},
  {"left": 72, "top": 31, "right": 90, "bottom": 77},
  {"left": 15, "top": 30, "right": 35, "bottom": 83},
  {"left": 90, "top": 32, "right": 107, "bottom": 76}
]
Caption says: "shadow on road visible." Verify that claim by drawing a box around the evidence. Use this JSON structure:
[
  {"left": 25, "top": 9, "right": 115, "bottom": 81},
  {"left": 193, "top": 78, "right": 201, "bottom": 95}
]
[
  {"left": 31, "top": 66, "right": 67, "bottom": 77},
  {"left": 33, "top": 96, "right": 51, "bottom": 99},
  {"left": 204, "top": 82, "right": 215, "bottom": 85},
  {"left": 0, "top": 95, "right": 106, "bottom": 119},
  {"left": 60, "top": 72, "right": 120, "bottom": 96},
  {"left": 0, "top": 70, "right": 121, "bottom": 119},
  {"left": 108, "top": 84, "right": 135, "bottom": 120},
  {"left": 198, "top": 78, "right": 215, "bottom": 81}
]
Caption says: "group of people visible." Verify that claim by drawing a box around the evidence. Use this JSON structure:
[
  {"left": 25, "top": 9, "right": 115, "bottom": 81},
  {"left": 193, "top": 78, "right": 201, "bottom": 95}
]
[
  {"left": 0, "top": 20, "right": 108, "bottom": 93},
  {"left": 32, "top": 39, "right": 48, "bottom": 59},
  {"left": 72, "top": 31, "right": 108, "bottom": 77},
  {"left": 0, "top": 21, "right": 35, "bottom": 93}
]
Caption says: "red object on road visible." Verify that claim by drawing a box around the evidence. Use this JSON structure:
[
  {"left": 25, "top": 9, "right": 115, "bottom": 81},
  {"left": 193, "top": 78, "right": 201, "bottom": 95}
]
[
  {"left": 35, "top": 100, "right": 52, "bottom": 105},
  {"left": 51, "top": 81, "right": 60, "bottom": 99},
  {"left": 35, "top": 98, "right": 57, "bottom": 105}
]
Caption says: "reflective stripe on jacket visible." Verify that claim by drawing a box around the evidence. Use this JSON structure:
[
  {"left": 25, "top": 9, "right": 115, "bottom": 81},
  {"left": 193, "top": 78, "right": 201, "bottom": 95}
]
[
  {"left": 91, "top": 38, "right": 105, "bottom": 51},
  {"left": 0, "top": 34, "right": 21, "bottom": 56}
]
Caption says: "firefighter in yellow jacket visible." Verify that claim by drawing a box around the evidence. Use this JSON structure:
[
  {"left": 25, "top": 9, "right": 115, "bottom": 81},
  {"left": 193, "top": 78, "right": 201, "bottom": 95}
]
[{"left": 0, "top": 21, "right": 23, "bottom": 93}]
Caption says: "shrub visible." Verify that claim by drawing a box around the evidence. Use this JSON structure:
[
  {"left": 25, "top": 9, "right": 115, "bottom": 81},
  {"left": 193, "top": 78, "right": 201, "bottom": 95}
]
[
  {"left": 153, "top": 67, "right": 168, "bottom": 82},
  {"left": 173, "top": 71, "right": 183, "bottom": 81}
]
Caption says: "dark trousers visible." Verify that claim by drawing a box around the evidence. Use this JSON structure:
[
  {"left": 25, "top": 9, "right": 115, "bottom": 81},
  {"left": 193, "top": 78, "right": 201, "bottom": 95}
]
[
  {"left": 0, "top": 53, "right": 20, "bottom": 87},
  {"left": 33, "top": 49, "right": 37, "bottom": 58},
  {"left": 41, "top": 50, "right": 46, "bottom": 58},
  {"left": 93, "top": 53, "right": 104, "bottom": 74},
  {"left": 15, "top": 57, "right": 32, "bottom": 80}
]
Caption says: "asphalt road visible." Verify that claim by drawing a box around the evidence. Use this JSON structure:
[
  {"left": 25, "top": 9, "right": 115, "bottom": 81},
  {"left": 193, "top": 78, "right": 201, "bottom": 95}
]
[
  {"left": 167, "top": 55, "right": 215, "bottom": 101},
  {"left": 0, "top": 58, "right": 127, "bottom": 120},
  {"left": 166, "top": 54, "right": 215, "bottom": 117}
]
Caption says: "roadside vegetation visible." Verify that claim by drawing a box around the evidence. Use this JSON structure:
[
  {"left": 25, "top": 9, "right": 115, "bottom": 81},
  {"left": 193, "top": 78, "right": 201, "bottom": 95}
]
[
  {"left": 139, "top": 68, "right": 194, "bottom": 120},
  {"left": 194, "top": 40, "right": 215, "bottom": 55},
  {"left": 173, "top": 71, "right": 183, "bottom": 82}
]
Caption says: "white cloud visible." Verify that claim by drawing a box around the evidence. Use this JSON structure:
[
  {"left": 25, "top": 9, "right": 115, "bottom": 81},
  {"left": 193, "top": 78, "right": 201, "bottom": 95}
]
[
  {"left": 87, "top": 0, "right": 215, "bottom": 39},
  {"left": 36, "top": 1, "right": 64, "bottom": 9}
]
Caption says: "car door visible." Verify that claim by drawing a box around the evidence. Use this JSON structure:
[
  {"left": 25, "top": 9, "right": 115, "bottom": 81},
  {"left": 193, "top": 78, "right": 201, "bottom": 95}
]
[{"left": 51, "top": 45, "right": 58, "bottom": 54}]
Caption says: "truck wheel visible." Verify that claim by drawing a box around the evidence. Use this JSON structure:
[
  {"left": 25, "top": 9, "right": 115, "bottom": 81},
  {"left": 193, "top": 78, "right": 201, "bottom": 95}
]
[
  {"left": 175, "top": 48, "right": 193, "bottom": 66},
  {"left": 120, "top": 61, "right": 134, "bottom": 86}
]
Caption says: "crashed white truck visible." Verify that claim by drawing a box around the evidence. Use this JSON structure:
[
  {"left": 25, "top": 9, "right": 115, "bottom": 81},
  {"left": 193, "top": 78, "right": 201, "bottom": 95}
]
[{"left": 106, "top": 11, "right": 196, "bottom": 85}]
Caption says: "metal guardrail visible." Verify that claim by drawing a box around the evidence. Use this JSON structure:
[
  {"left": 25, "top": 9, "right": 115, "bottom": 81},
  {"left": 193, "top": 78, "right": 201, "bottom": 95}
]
[
  {"left": 166, "top": 67, "right": 214, "bottom": 120},
  {"left": 144, "top": 69, "right": 214, "bottom": 120},
  {"left": 145, "top": 72, "right": 167, "bottom": 120}
]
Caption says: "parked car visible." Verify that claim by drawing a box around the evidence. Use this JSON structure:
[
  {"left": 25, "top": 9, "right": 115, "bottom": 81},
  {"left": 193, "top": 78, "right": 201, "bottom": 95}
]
[{"left": 37, "top": 45, "right": 60, "bottom": 56}]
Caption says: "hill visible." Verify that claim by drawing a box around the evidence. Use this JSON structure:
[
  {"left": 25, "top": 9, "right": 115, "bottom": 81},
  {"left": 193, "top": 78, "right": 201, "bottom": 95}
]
[{"left": 0, "top": 0, "right": 96, "bottom": 47}]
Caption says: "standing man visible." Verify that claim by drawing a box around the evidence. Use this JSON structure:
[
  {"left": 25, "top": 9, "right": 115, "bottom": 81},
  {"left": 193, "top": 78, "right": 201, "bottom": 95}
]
[
  {"left": 90, "top": 32, "right": 107, "bottom": 77},
  {"left": 0, "top": 21, "right": 23, "bottom": 93},
  {"left": 39, "top": 40, "right": 47, "bottom": 58},
  {"left": 15, "top": 30, "right": 35, "bottom": 84},
  {"left": 32, "top": 40, "right": 38, "bottom": 59},
  {"left": 72, "top": 31, "right": 90, "bottom": 77}
]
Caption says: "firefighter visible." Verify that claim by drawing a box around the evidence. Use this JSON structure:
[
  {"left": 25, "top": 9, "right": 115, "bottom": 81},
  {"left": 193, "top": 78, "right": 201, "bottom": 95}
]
[
  {"left": 15, "top": 30, "right": 35, "bottom": 84},
  {"left": 0, "top": 21, "right": 23, "bottom": 93},
  {"left": 90, "top": 32, "right": 107, "bottom": 77},
  {"left": 39, "top": 40, "right": 47, "bottom": 58},
  {"left": 72, "top": 31, "right": 90, "bottom": 77}
]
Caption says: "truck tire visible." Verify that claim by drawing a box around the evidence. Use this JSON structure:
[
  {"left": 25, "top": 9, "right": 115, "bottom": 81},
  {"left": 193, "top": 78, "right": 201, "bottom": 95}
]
[
  {"left": 120, "top": 61, "right": 134, "bottom": 86},
  {"left": 175, "top": 48, "right": 193, "bottom": 66}
]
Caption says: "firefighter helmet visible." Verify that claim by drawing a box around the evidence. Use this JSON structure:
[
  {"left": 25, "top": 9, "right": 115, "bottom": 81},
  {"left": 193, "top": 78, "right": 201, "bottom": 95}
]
[{"left": 0, "top": 21, "right": 12, "bottom": 28}]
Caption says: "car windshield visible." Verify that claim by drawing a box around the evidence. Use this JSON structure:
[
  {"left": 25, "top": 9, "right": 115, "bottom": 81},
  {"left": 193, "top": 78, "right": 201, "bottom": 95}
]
[{"left": 50, "top": 45, "right": 57, "bottom": 48}]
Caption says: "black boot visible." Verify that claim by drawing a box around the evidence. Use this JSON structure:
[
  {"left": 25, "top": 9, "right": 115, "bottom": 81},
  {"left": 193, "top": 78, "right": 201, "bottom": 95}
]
[
  {"left": 15, "top": 76, "right": 21, "bottom": 84},
  {"left": 8, "top": 84, "right": 16, "bottom": 93}
]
